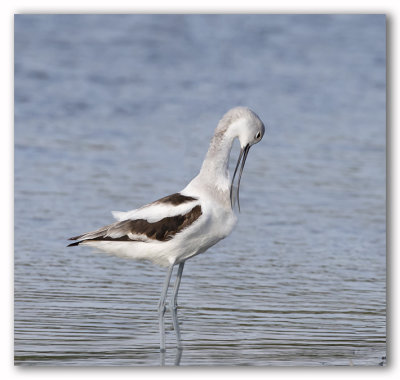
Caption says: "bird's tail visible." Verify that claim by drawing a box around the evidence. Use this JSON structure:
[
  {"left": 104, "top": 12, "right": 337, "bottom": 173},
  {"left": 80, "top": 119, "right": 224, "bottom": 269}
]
[{"left": 67, "top": 225, "right": 110, "bottom": 247}]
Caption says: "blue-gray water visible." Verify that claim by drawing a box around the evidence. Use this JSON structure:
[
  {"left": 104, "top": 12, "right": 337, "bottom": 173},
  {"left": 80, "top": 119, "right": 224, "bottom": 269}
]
[{"left": 14, "top": 14, "right": 386, "bottom": 366}]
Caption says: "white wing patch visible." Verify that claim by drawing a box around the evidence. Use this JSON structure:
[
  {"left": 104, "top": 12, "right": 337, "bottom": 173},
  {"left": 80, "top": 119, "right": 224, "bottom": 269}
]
[{"left": 112, "top": 198, "right": 199, "bottom": 223}]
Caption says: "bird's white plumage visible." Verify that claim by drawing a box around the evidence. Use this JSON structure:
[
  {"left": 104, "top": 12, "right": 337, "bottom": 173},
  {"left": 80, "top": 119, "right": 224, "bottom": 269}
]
[{"left": 81, "top": 192, "right": 236, "bottom": 267}]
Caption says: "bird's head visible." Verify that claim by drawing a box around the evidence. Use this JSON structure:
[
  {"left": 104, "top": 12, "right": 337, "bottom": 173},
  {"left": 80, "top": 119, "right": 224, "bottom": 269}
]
[{"left": 219, "top": 107, "right": 265, "bottom": 211}]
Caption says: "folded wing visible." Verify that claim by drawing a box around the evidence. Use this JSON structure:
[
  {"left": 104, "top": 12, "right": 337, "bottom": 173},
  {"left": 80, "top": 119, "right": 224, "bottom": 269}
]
[{"left": 68, "top": 193, "right": 202, "bottom": 246}]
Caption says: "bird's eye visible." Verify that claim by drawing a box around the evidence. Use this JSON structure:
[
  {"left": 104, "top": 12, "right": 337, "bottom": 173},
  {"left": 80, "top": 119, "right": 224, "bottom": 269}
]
[{"left": 255, "top": 131, "right": 261, "bottom": 139}]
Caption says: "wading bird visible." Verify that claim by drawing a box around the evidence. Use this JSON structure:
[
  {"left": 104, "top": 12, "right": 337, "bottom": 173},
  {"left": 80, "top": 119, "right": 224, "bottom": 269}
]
[{"left": 68, "top": 106, "right": 265, "bottom": 352}]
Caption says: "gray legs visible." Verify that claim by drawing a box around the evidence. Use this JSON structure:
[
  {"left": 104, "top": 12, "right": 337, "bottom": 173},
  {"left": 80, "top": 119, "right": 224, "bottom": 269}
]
[
  {"left": 171, "top": 262, "right": 185, "bottom": 347},
  {"left": 158, "top": 264, "right": 174, "bottom": 352},
  {"left": 158, "top": 262, "right": 185, "bottom": 352}
]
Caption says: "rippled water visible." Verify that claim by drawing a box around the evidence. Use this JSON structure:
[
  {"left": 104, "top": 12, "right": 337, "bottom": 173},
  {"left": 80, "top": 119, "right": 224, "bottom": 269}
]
[{"left": 14, "top": 14, "right": 386, "bottom": 366}]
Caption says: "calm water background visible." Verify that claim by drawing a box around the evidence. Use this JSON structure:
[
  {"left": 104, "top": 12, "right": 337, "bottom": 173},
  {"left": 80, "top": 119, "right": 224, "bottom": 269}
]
[{"left": 14, "top": 14, "right": 386, "bottom": 366}]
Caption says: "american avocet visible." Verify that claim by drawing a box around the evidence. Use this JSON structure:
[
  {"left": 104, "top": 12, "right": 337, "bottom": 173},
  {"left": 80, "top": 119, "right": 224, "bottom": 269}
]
[{"left": 68, "top": 106, "right": 265, "bottom": 352}]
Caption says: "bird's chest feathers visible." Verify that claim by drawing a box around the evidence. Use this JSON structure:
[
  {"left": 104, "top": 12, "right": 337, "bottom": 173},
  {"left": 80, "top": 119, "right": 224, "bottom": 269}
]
[{"left": 206, "top": 204, "right": 237, "bottom": 240}]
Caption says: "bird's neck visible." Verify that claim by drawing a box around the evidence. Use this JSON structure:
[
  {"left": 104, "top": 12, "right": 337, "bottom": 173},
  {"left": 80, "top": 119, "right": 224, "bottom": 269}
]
[{"left": 198, "top": 130, "right": 235, "bottom": 191}]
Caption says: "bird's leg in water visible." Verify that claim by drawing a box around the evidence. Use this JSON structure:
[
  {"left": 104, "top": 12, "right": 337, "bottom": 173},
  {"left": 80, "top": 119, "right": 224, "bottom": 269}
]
[
  {"left": 158, "top": 264, "right": 174, "bottom": 352},
  {"left": 170, "top": 262, "right": 185, "bottom": 347}
]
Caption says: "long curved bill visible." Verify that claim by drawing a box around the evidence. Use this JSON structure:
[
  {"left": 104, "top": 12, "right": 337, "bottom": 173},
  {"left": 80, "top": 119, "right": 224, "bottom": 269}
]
[{"left": 230, "top": 144, "right": 250, "bottom": 212}]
